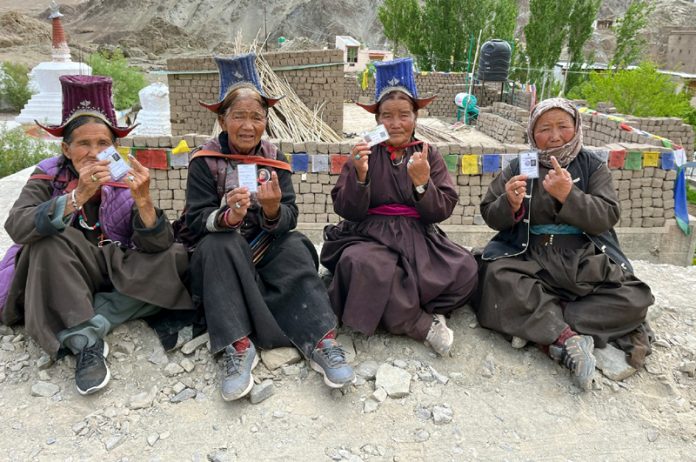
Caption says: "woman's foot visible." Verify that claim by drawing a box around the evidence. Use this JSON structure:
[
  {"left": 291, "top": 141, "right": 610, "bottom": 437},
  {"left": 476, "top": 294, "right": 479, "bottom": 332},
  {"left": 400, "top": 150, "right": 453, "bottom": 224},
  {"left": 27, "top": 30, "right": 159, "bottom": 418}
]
[
  {"left": 310, "top": 339, "right": 355, "bottom": 388},
  {"left": 425, "top": 314, "right": 454, "bottom": 356},
  {"left": 220, "top": 339, "right": 258, "bottom": 401},
  {"left": 549, "top": 335, "right": 596, "bottom": 390},
  {"left": 75, "top": 339, "right": 110, "bottom": 396}
]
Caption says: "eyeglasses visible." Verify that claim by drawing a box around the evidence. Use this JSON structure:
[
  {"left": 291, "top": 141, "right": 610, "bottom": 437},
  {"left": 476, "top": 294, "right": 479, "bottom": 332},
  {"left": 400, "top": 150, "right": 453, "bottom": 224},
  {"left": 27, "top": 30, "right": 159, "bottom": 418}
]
[{"left": 226, "top": 111, "right": 267, "bottom": 124}]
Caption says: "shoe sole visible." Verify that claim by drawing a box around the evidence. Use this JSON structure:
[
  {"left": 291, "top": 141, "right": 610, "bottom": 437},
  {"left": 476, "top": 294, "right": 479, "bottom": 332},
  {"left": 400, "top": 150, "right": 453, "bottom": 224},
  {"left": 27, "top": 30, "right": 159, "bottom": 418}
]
[
  {"left": 569, "top": 336, "right": 596, "bottom": 390},
  {"left": 76, "top": 341, "right": 111, "bottom": 396},
  {"left": 309, "top": 359, "right": 356, "bottom": 389},
  {"left": 221, "top": 354, "right": 259, "bottom": 402},
  {"left": 425, "top": 326, "right": 454, "bottom": 356}
]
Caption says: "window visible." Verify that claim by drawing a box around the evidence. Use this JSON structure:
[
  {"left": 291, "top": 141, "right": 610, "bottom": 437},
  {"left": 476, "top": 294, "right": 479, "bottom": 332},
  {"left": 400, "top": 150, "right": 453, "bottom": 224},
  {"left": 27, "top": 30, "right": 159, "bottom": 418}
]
[{"left": 347, "top": 46, "right": 358, "bottom": 64}]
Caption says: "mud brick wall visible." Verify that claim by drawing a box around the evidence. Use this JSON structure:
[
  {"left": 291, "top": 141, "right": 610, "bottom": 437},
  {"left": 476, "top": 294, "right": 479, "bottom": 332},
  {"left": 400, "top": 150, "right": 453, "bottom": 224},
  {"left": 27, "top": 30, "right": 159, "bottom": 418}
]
[
  {"left": 167, "top": 49, "right": 345, "bottom": 136},
  {"left": 120, "top": 136, "right": 677, "bottom": 230},
  {"left": 582, "top": 111, "right": 694, "bottom": 154},
  {"left": 476, "top": 103, "right": 529, "bottom": 144}
]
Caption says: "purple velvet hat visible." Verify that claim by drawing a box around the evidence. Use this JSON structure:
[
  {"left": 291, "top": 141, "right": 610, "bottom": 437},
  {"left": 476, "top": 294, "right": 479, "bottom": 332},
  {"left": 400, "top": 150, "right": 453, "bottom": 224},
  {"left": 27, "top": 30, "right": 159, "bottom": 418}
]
[
  {"left": 200, "top": 53, "right": 284, "bottom": 113},
  {"left": 357, "top": 57, "right": 436, "bottom": 114},
  {"left": 35, "top": 75, "right": 136, "bottom": 138}
]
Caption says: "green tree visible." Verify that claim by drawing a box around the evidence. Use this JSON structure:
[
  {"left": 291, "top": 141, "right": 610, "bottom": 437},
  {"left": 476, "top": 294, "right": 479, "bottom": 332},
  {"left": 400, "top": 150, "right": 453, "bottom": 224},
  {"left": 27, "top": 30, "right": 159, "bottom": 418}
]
[
  {"left": 609, "top": 0, "right": 653, "bottom": 70},
  {"left": 0, "top": 62, "right": 33, "bottom": 112},
  {"left": 564, "top": 0, "right": 601, "bottom": 94},
  {"left": 570, "top": 62, "right": 696, "bottom": 129},
  {"left": 87, "top": 49, "right": 147, "bottom": 110},
  {"left": 378, "top": 0, "right": 420, "bottom": 55}
]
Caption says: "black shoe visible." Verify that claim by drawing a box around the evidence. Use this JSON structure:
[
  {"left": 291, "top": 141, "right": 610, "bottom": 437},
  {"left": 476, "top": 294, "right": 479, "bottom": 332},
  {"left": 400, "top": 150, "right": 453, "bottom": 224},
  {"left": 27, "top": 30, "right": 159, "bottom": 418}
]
[
  {"left": 549, "top": 335, "right": 596, "bottom": 390},
  {"left": 75, "top": 339, "right": 110, "bottom": 396}
]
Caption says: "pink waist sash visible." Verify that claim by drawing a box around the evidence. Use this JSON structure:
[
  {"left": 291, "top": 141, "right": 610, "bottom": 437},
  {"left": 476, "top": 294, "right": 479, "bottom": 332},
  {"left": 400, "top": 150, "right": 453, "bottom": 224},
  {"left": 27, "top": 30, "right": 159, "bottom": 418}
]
[{"left": 367, "top": 204, "right": 420, "bottom": 219}]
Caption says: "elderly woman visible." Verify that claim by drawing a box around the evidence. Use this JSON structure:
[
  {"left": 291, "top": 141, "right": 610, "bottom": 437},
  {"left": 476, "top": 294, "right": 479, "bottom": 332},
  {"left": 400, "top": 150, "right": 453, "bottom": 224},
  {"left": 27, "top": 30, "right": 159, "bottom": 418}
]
[
  {"left": 184, "top": 53, "right": 354, "bottom": 401},
  {"left": 0, "top": 75, "right": 192, "bottom": 395},
  {"left": 475, "top": 98, "right": 654, "bottom": 390},
  {"left": 320, "top": 58, "right": 478, "bottom": 356}
]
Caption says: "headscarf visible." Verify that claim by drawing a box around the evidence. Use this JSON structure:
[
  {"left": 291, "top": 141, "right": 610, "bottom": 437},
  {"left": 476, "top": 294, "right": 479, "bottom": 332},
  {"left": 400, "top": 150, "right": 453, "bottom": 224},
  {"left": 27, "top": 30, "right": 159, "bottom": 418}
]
[{"left": 527, "top": 98, "right": 583, "bottom": 168}]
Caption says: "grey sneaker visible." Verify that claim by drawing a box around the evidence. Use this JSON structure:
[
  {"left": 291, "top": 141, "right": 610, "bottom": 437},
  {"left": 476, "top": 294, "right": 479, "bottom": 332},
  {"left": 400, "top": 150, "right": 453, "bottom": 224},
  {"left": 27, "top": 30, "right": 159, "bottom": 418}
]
[
  {"left": 549, "top": 335, "right": 596, "bottom": 390},
  {"left": 220, "top": 342, "right": 259, "bottom": 401},
  {"left": 425, "top": 314, "right": 454, "bottom": 356},
  {"left": 75, "top": 339, "right": 110, "bottom": 396},
  {"left": 310, "top": 339, "right": 355, "bottom": 388}
]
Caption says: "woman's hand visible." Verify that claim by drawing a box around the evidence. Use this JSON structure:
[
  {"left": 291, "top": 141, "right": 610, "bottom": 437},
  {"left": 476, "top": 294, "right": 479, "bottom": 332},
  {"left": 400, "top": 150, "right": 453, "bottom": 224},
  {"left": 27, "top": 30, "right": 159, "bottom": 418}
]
[
  {"left": 74, "top": 159, "right": 111, "bottom": 206},
  {"left": 225, "top": 187, "right": 251, "bottom": 225},
  {"left": 257, "top": 170, "right": 282, "bottom": 220},
  {"left": 126, "top": 155, "right": 157, "bottom": 228},
  {"left": 505, "top": 174, "right": 528, "bottom": 213},
  {"left": 407, "top": 150, "right": 430, "bottom": 189},
  {"left": 542, "top": 156, "right": 572, "bottom": 203},
  {"left": 352, "top": 142, "right": 371, "bottom": 183}
]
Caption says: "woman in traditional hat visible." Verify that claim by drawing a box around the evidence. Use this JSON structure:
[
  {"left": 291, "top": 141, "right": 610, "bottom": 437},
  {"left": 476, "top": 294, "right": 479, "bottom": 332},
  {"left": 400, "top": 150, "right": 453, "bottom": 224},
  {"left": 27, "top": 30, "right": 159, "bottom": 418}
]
[
  {"left": 320, "top": 57, "right": 478, "bottom": 356},
  {"left": 474, "top": 98, "right": 654, "bottom": 390},
  {"left": 183, "top": 53, "right": 354, "bottom": 401},
  {"left": 0, "top": 75, "right": 192, "bottom": 395}
]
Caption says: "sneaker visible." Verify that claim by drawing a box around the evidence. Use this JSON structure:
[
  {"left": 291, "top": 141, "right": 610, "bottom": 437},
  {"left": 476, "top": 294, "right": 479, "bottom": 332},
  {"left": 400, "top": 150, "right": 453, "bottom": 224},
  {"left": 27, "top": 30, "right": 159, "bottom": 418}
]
[
  {"left": 310, "top": 339, "right": 355, "bottom": 388},
  {"left": 549, "top": 335, "right": 596, "bottom": 390},
  {"left": 425, "top": 314, "right": 454, "bottom": 356},
  {"left": 75, "top": 339, "right": 110, "bottom": 396},
  {"left": 220, "top": 342, "right": 259, "bottom": 401}
]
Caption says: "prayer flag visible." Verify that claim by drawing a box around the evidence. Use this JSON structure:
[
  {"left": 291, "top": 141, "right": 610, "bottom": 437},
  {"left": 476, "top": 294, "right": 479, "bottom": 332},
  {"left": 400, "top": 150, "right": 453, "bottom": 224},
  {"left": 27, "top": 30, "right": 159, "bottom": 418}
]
[
  {"left": 291, "top": 153, "right": 309, "bottom": 172},
  {"left": 642, "top": 151, "right": 660, "bottom": 168},
  {"left": 624, "top": 151, "right": 642, "bottom": 170},
  {"left": 134, "top": 149, "right": 168, "bottom": 170},
  {"left": 660, "top": 152, "right": 675, "bottom": 170},
  {"left": 460, "top": 154, "right": 480, "bottom": 174},
  {"left": 482, "top": 154, "right": 500, "bottom": 173},
  {"left": 330, "top": 154, "right": 348, "bottom": 174},
  {"left": 444, "top": 155, "right": 459, "bottom": 173},
  {"left": 311, "top": 154, "right": 329, "bottom": 173}
]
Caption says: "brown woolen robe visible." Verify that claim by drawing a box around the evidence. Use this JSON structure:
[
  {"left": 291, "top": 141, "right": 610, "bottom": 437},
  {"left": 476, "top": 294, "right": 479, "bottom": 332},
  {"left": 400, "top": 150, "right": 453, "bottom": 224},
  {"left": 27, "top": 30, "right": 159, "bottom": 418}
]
[
  {"left": 320, "top": 142, "right": 478, "bottom": 340},
  {"left": 2, "top": 166, "right": 192, "bottom": 356},
  {"left": 475, "top": 160, "right": 654, "bottom": 366}
]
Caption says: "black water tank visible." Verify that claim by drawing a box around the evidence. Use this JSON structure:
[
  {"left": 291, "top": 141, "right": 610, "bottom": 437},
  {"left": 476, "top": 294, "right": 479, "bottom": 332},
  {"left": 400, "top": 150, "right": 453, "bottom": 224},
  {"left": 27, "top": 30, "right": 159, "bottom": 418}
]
[{"left": 477, "top": 39, "right": 511, "bottom": 82}]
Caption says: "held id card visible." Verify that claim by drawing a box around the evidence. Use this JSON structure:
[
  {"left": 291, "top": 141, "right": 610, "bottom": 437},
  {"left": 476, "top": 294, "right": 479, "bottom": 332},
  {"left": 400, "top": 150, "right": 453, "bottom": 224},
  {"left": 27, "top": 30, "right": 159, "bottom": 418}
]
[
  {"left": 97, "top": 146, "right": 130, "bottom": 181},
  {"left": 237, "top": 164, "right": 258, "bottom": 193},
  {"left": 518, "top": 151, "right": 539, "bottom": 179},
  {"left": 360, "top": 124, "right": 390, "bottom": 147}
]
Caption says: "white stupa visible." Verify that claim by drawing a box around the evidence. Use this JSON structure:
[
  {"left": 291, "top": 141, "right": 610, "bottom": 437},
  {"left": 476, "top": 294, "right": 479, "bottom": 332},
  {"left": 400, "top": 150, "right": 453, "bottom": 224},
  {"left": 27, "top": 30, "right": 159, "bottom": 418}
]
[
  {"left": 15, "top": 1, "right": 91, "bottom": 126},
  {"left": 131, "top": 83, "right": 172, "bottom": 136}
]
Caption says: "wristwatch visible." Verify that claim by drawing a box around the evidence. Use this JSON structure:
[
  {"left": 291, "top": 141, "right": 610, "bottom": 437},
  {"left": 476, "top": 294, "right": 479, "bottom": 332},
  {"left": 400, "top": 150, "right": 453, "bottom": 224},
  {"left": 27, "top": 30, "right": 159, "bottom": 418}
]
[{"left": 415, "top": 183, "right": 428, "bottom": 194}]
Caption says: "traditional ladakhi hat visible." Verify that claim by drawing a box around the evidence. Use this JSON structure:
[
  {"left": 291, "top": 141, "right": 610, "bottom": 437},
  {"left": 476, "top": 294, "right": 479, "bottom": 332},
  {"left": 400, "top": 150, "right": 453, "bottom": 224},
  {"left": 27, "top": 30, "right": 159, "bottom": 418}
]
[
  {"left": 357, "top": 57, "right": 436, "bottom": 114},
  {"left": 199, "top": 52, "right": 284, "bottom": 113},
  {"left": 35, "top": 75, "right": 136, "bottom": 138}
]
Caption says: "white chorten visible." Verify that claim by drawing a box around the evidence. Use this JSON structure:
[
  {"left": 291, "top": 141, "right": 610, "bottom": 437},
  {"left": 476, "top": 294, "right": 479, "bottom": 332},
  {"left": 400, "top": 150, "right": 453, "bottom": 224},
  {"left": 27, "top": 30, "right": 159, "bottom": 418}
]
[{"left": 131, "top": 83, "right": 172, "bottom": 136}]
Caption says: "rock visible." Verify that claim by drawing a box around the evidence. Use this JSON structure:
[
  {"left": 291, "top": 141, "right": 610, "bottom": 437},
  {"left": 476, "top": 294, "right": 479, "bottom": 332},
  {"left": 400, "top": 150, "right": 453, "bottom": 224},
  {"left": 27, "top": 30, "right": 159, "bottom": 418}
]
[
  {"left": 148, "top": 347, "right": 169, "bottom": 366},
  {"left": 173, "top": 325, "right": 193, "bottom": 350},
  {"left": 355, "top": 360, "right": 379, "bottom": 380},
  {"left": 653, "top": 338, "right": 671, "bottom": 348},
  {"left": 72, "top": 421, "right": 88, "bottom": 435},
  {"left": 594, "top": 345, "right": 637, "bottom": 381},
  {"left": 372, "top": 387, "right": 388, "bottom": 403},
  {"left": 375, "top": 364, "right": 411, "bottom": 398},
  {"left": 114, "top": 341, "right": 136, "bottom": 355},
  {"left": 182, "top": 333, "right": 210, "bottom": 355},
  {"left": 249, "top": 379, "right": 274, "bottom": 404},
  {"left": 511, "top": 336, "right": 528, "bottom": 349},
  {"left": 147, "top": 433, "right": 159, "bottom": 447},
  {"left": 363, "top": 399, "right": 379, "bottom": 413},
  {"left": 164, "top": 362, "right": 184, "bottom": 377},
  {"left": 207, "top": 450, "right": 233, "bottom": 462},
  {"left": 414, "top": 406, "right": 432, "bottom": 421},
  {"left": 480, "top": 354, "right": 496, "bottom": 378},
  {"left": 38, "top": 371, "right": 51, "bottom": 381},
  {"left": 172, "top": 382, "right": 187, "bottom": 394},
  {"left": 170, "top": 388, "right": 197, "bottom": 403},
  {"left": 281, "top": 365, "right": 301, "bottom": 376},
  {"left": 392, "top": 359, "right": 408, "bottom": 369},
  {"left": 432, "top": 405, "right": 453, "bottom": 425},
  {"left": 336, "top": 334, "right": 356, "bottom": 363},
  {"left": 0, "top": 325, "right": 12, "bottom": 335},
  {"left": 160, "top": 431, "right": 171, "bottom": 440},
  {"left": 31, "top": 381, "right": 59, "bottom": 397},
  {"left": 1, "top": 342, "right": 15, "bottom": 352},
  {"left": 260, "top": 347, "right": 302, "bottom": 370},
  {"left": 678, "top": 361, "right": 696, "bottom": 377},
  {"left": 414, "top": 429, "right": 430, "bottom": 442},
  {"left": 417, "top": 370, "right": 434, "bottom": 382},
  {"left": 104, "top": 434, "right": 125, "bottom": 451},
  {"left": 180, "top": 358, "right": 195, "bottom": 373},
  {"left": 128, "top": 385, "right": 158, "bottom": 410},
  {"left": 429, "top": 366, "right": 449, "bottom": 385},
  {"left": 646, "top": 428, "right": 659, "bottom": 442},
  {"left": 36, "top": 354, "right": 53, "bottom": 370}
]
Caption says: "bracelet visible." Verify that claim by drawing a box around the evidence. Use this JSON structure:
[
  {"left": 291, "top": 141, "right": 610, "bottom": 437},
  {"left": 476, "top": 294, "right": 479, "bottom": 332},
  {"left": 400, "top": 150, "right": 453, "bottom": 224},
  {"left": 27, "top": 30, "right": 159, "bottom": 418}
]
[
  {"left": 70, "top": 190, "right": 82, "bottom": 211},
  {"left": 222, "top": 208, "right": 242, "bottom": 229}
]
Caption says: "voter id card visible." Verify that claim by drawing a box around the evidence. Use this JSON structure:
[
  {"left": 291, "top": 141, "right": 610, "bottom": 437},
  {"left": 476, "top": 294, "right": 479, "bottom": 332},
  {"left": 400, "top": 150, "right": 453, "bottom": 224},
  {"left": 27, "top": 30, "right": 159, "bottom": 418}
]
[
  {"left": 519, "top": 151, "right": 539, "bottom": 179},
  {"left": 237, "top": 164, "right": 258, "bottom": 193},
  {"left": 360, "top": 124, "right": 390, "bottom": 147},
  {"left": 97, "top": 146, "right": 130, "bottom": 181}
]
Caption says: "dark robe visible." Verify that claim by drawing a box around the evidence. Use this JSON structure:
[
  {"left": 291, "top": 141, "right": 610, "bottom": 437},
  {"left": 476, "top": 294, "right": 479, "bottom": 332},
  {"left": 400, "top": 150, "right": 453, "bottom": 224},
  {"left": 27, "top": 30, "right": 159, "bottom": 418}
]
[
  {"left": 2, "top": 165, "right": 192, "bottom": 356},
  {"left": 320, "top": 142, "right": 478, "bottom": 340},
  {"left": 184, "top": 134, "right": 335, "bottom": 356},
  {"left": 474, "top": 151, "right": 654, "bottom": 367}
]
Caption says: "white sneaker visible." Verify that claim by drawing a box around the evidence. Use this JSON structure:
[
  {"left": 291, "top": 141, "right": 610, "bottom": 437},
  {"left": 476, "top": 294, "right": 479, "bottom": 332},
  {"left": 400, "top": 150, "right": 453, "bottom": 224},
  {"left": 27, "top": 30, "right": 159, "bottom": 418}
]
[{"left": 425, "top": 314, "right": 454, "bottom": 356}]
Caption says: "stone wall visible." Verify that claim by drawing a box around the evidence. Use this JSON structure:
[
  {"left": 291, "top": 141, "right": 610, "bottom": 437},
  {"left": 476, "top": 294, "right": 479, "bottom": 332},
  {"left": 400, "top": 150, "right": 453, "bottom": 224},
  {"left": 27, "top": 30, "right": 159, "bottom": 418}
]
[
  {"left": 167, "top": 50, "right": 345, "bottom": 136},
  {"left": 476, "top": 102, "right": 529, "bottom": 144},
  {"left": 344, "top": 74, "right": 533, "bottom": 117}
]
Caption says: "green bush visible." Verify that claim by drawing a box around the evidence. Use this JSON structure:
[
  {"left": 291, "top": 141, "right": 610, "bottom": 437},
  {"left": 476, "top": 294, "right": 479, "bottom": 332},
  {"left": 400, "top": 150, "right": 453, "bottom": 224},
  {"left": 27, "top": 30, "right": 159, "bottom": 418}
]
[
  {"left": 0, "top": 62, "right": 33, "bottom": 112},
  {"left": 87, "top": 49, "right": 147, "bottom": 110},
  {"left": 0, "top": 127, "right": 61, "bottom": 178}
]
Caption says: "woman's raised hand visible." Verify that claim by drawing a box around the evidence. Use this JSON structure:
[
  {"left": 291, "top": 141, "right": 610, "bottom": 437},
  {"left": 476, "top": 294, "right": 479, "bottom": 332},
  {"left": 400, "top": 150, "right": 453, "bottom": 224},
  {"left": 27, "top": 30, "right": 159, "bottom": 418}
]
[
  {"left": 505, "top": 174, "right": 528, "bottom": 213},
  {"left": 542, "top": 156, "right": 572, "bottom": 203},
  {"left": 75, "top": 159, "right": 111, "bottom": 205},
  {"left": 407, "top": 150, "right": 430, "bottom": 188},
  {"left": 225, "top": 187, "right": 251, "bottom": 225},
  {"left": 257, "top": 171, "right": 282, "bottom": 220},
  {"left": 352, "top": 142, "right": 371, "bottom": 183}
]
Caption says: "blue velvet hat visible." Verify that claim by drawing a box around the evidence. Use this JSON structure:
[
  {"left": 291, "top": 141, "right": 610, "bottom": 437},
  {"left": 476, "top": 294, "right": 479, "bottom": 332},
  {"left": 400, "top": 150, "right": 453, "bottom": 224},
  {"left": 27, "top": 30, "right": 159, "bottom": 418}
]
[
  {"left": 200, "top": 52, "right": 284, "bottom": 113},
  {"left": 357, "top": 57, "right": 436, "bottom": 114}
]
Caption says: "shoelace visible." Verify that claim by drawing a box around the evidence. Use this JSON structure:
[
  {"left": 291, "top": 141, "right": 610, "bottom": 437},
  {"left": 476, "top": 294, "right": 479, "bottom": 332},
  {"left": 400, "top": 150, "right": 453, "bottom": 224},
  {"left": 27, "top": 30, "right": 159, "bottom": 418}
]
[
  {"left": 78, "top": 343, "right": 103, "bottom": 369},
  {"left": 319, "top": 343, "right": 346, "bottom": 367},
  {"left": 224, "top": 348, "right": 247, "bottom": 375}
]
